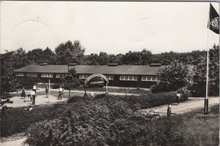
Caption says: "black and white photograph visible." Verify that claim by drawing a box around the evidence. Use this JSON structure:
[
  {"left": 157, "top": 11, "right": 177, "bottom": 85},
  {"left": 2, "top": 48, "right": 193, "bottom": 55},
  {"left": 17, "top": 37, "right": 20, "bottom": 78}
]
[{"left": 0, "top": 1, "right": 219, "bottom": 146}]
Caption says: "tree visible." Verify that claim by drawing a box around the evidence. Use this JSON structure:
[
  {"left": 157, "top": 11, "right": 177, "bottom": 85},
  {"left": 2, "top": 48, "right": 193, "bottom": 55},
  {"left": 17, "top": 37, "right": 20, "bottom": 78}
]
[
  {"left": 84, "top": 53, "right": 100, "bottom": 65},
  {"left": 121, "top": 49, "right": 152, "bottom": 65},
  {"left": 43, "top": 47, "right": 56, "bottom": 64},
  {"left": 26, "top": 48, "right": 46, "bottom": 64},
  {"left": 193, "top": 46, "right": 219, "bottom": 96},
  {"left": 1, "top": 53, "right": 18, "bottom": 95},
  {"left": 152, "top": 61, "right": 193, "bottom": 92},
  {"left": 55, "top": 40, "right": 85, "bottom": 64},
  {"left": 62, "top": 68, "right": 80, "bottom": 99},
  {"left": 140, "top": 49, "right": 152, "bottom": 65},
  {"left": 98, "top": 52, "right": 109, "bottom": 65}
]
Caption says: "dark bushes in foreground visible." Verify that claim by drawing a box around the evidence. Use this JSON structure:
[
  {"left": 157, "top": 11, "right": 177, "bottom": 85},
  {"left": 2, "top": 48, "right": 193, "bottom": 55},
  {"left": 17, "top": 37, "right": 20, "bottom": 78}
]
[
  {"left": 26, "top": 97, "right": 187, "bottom": 146},
  {"left": 0, "top": 104, "right": 61, "bottom": 137},
  {"left": 106, "top": 91, "right": 188, "bottom": 110}
]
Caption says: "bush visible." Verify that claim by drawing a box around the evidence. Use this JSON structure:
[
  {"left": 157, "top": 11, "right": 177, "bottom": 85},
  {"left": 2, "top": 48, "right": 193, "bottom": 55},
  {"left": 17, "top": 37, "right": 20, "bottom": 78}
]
[
  {"left": 27, "top": 101, "right": 114, "bottom": 146},
  {"left": 177, "top": 87, "right": 191, "bottom": 100},
  {"left": 25, "top": 95, "right": 218, "bottom": 146},
  {"left": 151, "top": 82, "right": 171, "bottom": 93},
  {"left": 0, "top": 104, "right": 62, "bottom": 137},
  {"left": 67, "top": 96, "right": 91, "bottom": 103},
  {"left": 51, "top": 83, "right": 61, "bottom": 89},
  {"left": 108, "top": 91, "right": 179, "bottom": 110},
  {"left": 17, "top": 77, "right": 44, "bottom": 89},
  {"left": 109, "top": 115, "right": 186, "bottom": 146}
]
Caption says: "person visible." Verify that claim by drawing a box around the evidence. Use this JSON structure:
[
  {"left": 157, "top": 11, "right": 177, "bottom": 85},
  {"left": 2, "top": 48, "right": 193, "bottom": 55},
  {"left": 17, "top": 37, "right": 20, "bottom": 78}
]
[
  {"left": 176, "top": 92, "right": 181, "bottom": 105},
  {"left": 32, "top": 90, "right": 36, "bottom": 105},
  {"left": 45, "top": 84, "right": 49, "bottom": 98},
  {"left": 167, "top": 104, "right": 172, "bottom": 118},
  {"left": 33, "top": 84, "right": 37, "bottom": 93},
  {"left": 58, "top": 86, "right": 63, "bottom": 100},
  {"left": 21, "top": 87, "right": 26, "bottom": 99}
]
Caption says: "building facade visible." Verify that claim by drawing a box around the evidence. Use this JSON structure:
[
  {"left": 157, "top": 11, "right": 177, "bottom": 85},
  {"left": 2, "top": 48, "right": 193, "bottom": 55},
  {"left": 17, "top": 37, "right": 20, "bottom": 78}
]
[{"left": 15, "top": 64, "right": 164, "bottom": 88}]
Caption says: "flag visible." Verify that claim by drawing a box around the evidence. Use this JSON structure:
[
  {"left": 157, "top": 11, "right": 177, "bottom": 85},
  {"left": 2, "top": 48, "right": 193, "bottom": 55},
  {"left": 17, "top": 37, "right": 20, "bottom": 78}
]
[{"left": 208, "top": 4, "right": 219, "bottom": 34}]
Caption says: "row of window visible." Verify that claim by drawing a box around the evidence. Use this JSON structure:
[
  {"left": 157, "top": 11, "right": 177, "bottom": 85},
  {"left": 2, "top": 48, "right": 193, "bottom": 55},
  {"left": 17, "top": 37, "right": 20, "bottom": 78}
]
[
  {"left": 41, "top": 73, "right": 53, "bottom": 78},
  {"left": 119, "top": 75, "right": 138, "bottom": 81},
  {"left": 17, "top": 73, "right": 68, "bottom": 78},
  {"left": 141, "top": 76, "right": 158, "bottom": 81},
  {"left": 16, "top": 73, "right": 158, "bottom": 81}
]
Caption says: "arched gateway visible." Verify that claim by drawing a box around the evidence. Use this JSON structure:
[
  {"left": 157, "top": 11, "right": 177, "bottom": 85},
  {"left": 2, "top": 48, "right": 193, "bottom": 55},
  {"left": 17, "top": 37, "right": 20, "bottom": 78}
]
[{"left": 84, "top": 74, "right": 109, "bottom": 97}]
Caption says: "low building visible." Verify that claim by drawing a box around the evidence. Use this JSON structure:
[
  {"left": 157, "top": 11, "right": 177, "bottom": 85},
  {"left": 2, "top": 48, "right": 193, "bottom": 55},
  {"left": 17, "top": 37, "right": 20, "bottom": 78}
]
[{"left": 14, "top": 63, "right": 165, "bottom": 88}]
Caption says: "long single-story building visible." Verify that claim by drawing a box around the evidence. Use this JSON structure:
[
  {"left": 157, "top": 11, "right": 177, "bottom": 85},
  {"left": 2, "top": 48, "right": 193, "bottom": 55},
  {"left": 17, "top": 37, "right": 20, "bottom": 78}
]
[{"left": 14, "top": 63, "right": 165, "bottom": 88}]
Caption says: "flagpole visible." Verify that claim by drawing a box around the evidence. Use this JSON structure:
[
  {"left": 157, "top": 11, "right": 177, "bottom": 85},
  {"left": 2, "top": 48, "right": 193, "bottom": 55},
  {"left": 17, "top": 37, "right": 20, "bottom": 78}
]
[
  {"left": 204, "top": 3, "right": 211, "bottom": 114},
  {"left": 218, "top": 3, "right": 220, "bottom": 145}
]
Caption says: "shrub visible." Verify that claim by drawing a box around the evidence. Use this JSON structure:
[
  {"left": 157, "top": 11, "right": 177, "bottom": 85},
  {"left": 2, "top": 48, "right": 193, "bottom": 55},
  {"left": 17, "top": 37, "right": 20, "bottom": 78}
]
[
  {"left": 67, "top": 96, "right": 91, "bottom": 103},
  {"left": 177, "top": 87, "right": 191, "bottom": 100},
  {"left": 107, "top": 91, "right": 179, "bottom": 110},
  {"left": 25, "top": 96, "right": 218, "bottom": 146},
  {"left": 17, "top": 77, "right": 44, "bottom": 89},
  {"left": 0, "top": 104, "right": 61, "bottom": 137},
  {"left": 51, "top": 83, "right": 60, "bottom": 89},
  {"left": 109, "top": 115, "right": 186, "bottom": 146},
  {"left": 26, "top": 100, "right": 110, "bottom": 146}
]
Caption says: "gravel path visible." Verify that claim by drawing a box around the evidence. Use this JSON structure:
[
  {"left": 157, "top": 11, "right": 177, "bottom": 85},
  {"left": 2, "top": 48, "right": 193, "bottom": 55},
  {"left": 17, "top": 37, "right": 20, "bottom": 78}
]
[{"left": 139, "top": 97, "right": 219, "bottom": 116}]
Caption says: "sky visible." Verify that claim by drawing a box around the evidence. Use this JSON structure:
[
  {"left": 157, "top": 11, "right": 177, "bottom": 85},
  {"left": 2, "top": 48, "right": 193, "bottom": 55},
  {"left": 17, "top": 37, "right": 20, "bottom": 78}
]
[{"left": 1, "top": 1, "right": 219, "bottom": 55}]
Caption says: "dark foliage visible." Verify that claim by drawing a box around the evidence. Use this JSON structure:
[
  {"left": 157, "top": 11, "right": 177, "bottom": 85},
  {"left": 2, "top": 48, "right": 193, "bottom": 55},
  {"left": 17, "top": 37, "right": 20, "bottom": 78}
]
[
  {"left": 0, "top": 104, "right": 62, "bottom": 137},
  {"left": 151, "top": 61, "right": 193, "bottom": 93},
  {"left": 17, "top": 77, "right": 44, "bottom": 89}
]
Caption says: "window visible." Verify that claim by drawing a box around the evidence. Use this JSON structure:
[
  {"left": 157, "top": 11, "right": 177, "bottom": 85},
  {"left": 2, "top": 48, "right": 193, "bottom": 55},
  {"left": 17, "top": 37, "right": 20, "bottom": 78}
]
[
  {"left": 141, "top": 76, "right": 158, "bottom": 81},
  {"left": 56, "top": 74, "right": 68, "bottom": 78},
  {"left": 105, "top": 75, "right": 114, "bottom": 80},
  {"left": 27, "top": 73, "right": 38, "bottom": 78},
  {"left": 41, "top": 73, "right": 53, "bottom": 78},
  {"left": 16, "top": 73, "right": 24, "bottom": 77},
  {"left": 119, "top": 75, "right": 138, "bottom": 81},
  {"left": 151, "top": 76, "right": 157, "bottom": 81}
]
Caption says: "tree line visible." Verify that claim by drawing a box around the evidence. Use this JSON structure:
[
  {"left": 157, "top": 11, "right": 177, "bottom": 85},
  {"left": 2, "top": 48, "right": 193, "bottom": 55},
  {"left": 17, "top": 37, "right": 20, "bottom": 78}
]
[
  {"left": 1, "top": 40, "right": 219, "bottom": 96},
  {"left": 1, "top": 40, "right": 212, "bottom": 68}
]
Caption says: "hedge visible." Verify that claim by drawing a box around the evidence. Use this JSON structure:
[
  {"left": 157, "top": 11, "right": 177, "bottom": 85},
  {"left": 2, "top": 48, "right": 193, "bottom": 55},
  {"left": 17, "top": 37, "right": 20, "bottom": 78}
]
[{"left": 0, "top": 104, "right": 63, "bottom": 137}]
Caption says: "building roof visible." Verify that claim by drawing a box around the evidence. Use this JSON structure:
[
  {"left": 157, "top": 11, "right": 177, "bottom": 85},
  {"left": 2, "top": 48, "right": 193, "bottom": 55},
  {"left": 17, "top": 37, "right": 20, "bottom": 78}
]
[{"left": 15, "top": 64, "right": 165, "bottom": 76}]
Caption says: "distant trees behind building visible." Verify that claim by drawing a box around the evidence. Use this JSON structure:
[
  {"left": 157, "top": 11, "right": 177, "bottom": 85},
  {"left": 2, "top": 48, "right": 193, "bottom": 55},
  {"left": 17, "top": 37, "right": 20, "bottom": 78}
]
[{"left": 1, "top": 40, "right": 219, "bottom": 96}]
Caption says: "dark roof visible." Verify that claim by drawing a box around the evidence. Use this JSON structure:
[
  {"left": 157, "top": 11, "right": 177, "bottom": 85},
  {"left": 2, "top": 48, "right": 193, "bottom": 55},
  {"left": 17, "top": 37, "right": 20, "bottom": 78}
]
[{"left": 15, "top": 65, "right": 165, "bottom": 75}]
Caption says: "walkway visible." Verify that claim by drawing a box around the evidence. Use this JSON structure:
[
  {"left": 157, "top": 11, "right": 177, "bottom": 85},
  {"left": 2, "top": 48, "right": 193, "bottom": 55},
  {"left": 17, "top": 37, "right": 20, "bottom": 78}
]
[{"left": 139, "top": 97, "right": 219, "bottom": 116}]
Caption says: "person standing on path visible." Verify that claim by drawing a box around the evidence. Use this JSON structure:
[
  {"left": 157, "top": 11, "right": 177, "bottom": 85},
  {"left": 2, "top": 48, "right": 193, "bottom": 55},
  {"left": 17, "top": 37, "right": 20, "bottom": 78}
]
[
  {"left": 32, "top": 83, "right": 37, "bottom": 105},
  {"left": 58, "top": 86, "right": 63, "bottom": 100},
  {"left": 21, "top": 87, "right": 26, "bottom": 99},
  {"left": 167, "top": 104, "right": 172, "bottom": 118},
  {"left": 45, "top": 84, "right": 49, "bottom": 98},
  {"left": 176, "top": 92, "right": 181, "bottom": 105},
  {"left": 32, "top": 90, "right": 36, "bottom": 105},
  {"left": 33, "top": 84, "right": 37, "bottom": 93}
]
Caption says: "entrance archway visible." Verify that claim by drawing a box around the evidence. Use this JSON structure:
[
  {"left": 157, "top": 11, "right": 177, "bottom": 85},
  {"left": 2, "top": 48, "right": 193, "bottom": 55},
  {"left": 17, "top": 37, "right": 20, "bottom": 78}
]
[{"left": 84, "top": 74, "right": 109, "bottom": 97}]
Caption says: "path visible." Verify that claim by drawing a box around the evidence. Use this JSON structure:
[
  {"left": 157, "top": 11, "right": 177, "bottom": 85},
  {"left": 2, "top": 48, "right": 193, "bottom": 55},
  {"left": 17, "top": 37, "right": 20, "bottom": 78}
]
[
  {"left": 139, "top": 97, "right": 219, "bottom": 116},
  {"left": 3, "top": 89, "right": 139, "bottom": 108},
  {"left": 0, "top": 137, "right": 26, "bottom": 146},
  {"left": 1, "top": 94, "right": 68, "bottom": 108}
]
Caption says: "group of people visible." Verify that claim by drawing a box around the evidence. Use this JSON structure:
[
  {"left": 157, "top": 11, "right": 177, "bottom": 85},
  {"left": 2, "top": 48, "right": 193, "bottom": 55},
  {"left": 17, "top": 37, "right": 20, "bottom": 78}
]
[
  {"left": 21, "top": 83, "right": 65, "bottom": 105},
  {"left": 21, "top": 84, "right": 37, "bottom": 105}
]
